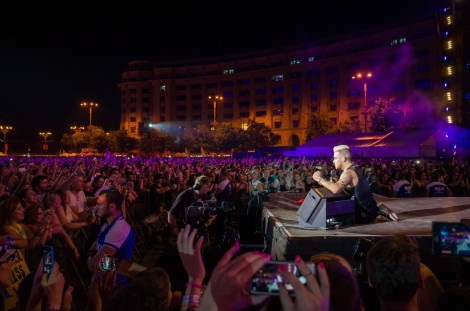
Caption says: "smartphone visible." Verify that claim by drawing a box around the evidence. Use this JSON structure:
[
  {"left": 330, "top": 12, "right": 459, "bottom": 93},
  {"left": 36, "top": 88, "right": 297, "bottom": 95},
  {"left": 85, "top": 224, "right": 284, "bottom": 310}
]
[
  {"left": 18, "top": 167, "right": 26, "bottom": 173},
  {"left": 42, "top": 245, "right": 54, "bottom": 275},
  {"left": 251, "top": 261, "right": 314, "bottom": 295},
  {"left": 100, "top": 254, "right": 117, "bottom": 271},
  {"left": 432, "top": 221, "right": 470, "bottom": 256}
]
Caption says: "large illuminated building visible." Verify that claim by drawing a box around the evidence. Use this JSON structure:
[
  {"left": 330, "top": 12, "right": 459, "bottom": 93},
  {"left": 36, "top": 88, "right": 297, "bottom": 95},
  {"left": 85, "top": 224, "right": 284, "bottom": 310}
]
[{"left": 119, "top": 1, "right": 468, "bottom": 146}]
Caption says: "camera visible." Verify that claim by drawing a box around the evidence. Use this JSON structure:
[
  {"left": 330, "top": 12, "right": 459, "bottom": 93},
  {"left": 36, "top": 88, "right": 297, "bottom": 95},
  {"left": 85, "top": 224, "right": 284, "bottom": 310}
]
[
  {"left": 432, "top": 221, "right": 470, "bottom": 256},
  {"left": 184, "top": 200, "right": 217, "bottom": 231},
  {"left": 100, "top": 254, "right": 117, "bottom": 271},
  {"left": 251, "top": 261, "right": 314, "bottom": 295}
]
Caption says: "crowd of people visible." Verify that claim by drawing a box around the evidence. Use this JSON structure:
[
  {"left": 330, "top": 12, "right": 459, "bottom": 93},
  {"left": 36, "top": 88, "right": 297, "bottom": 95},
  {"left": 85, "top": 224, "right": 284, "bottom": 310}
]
[{"left": 0, "top": 152, "right": 469, "bottom": 310}]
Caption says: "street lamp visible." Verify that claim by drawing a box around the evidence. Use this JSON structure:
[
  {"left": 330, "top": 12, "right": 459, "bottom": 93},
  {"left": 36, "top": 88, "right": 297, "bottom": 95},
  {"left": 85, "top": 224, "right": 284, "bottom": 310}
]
[
  {"left": 0, "top": 126, "right": 13, "bottom": 155},
  {"left": 70, "top": 126, "right": 85, "bottom": 134},
  {"left": 80, "top": 102, "right": 99, "bottom": 126},
  {"left": 39, "top": 132, "right": 52, "bottom": 152},
  {"left": 208, "top": 95, "right": 223, "bottom": 129},
  {"left": 352, "top": 72, "right": 373, "bottom": 132}
]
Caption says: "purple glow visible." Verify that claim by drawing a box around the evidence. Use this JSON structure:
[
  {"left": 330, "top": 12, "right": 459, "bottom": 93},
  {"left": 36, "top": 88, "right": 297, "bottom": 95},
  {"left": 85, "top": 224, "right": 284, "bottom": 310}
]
[
  {"left": 444, "top": 83, "right": 448, "bottom": 87},
  {"left": 445, "top": 31, "right": 449, "bottom": 36},
  {"left": 446, "top": 134, "right": 449, "bottom": 138},
  {"left": 446, "top": 107, "right": 449, "bottom": 111},
  {"left": 443, "top": 56, "right": 447, "bottom": 61}
]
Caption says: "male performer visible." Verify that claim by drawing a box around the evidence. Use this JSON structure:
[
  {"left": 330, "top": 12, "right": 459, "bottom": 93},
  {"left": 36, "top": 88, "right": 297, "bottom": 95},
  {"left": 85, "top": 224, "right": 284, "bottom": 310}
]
[{"left": 312, "top": 145, "right": 396, "bottom": 224}]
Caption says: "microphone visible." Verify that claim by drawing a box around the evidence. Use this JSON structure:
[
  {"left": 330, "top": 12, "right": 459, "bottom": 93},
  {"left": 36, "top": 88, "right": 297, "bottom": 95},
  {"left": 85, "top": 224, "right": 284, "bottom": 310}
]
[{"left": 330, "top": 170, "right": 336, "bottom": 182}]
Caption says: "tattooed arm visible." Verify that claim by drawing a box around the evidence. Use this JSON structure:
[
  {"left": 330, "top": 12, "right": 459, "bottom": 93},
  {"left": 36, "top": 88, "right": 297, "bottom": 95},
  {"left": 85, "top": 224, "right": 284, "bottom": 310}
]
[{"left": 313, "top": 169, "right": 355, "bottom": 194}]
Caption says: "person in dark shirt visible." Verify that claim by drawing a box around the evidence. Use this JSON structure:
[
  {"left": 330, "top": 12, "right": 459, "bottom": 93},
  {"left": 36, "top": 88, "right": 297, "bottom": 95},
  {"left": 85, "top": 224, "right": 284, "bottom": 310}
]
[
  {"left": 426, "top": 170, "right": 453, "bottom": 197},
  {"left": 312, "top": 145, "right": 397, "bottom": 224}
]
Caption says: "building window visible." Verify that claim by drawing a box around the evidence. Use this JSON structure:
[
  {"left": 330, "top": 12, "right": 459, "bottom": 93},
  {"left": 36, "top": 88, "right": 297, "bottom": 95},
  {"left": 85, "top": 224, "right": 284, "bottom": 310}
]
[
  {"left": 347, "top": 89, "right": 360, "bottom": 96},
  {"left": 273, "top": 86, "right": 283, "bottom": 93},
  {"left": 311, "top": 94, "right": 318, "bottom": 102},
  {"left": 160, "top": 85, "right": 166, "bottom": 92},
  {"left": 223, "top": 102, "right": 233, "bottom": 108},
  {"left": 330, "top": 104, "right": 337, "bottom": 111},
  {"left": 311, "top": 106, "right": 318, "bottom": 113},
  {"left": 130, "top": 117, "right": 136, "bottom": 122},
  {"left": 292, "top": 84, "right": 299, "bottom": 92},
  {"left": 329, "top": 79, "right": 338, "bottom": 88},
  {"left": 330, "top": 92, "right": 337, "bottom": 100},
  {"left": 143, "top": 107, "right": 150, "bottom": 113},
  {"left": 292, "top": 96, "right": 300, "bottom": 104},
  {"left": 223, "top": 69, "right": 235, "bottom": 75},
  {"left": 176, "top": 116, "right": 187, "bottom": 121},
  {"left": 273, "top": 97, "right": 284, "bottom": 104},
  {"left": 191, "top": 84, "right": 202, "bottom": 90},
  {"left": 130, "top": 98, "right": 136, "bottom": 103},
  {"left": 256, "top": 111, "right": 267, "bottom": 117},
  {"left": 289, "top": 72, "right": 301, "bottom": 78},
  {"left": 256, "top": 99, "right": 267, "bottom": 106},
  {"left": 130, "top": 127, "right": 136, "bottom": 133},
  {"left": 241, "top": 123, "right": 249, "bottom": 130},
  {"left": 293, "top": 120, "right": 300, "bottom": 128},
  {"left": 292, "top": 108, "right": 299, "bottom": 114},
  {"left": 130, "top": 107, "right": 137, "bottom": 113},
  {"left": 192, "top": 104, "right": 202, "bottom": 110},
  {"left": 274, "top": 122, "right": 282, "bottom": 128},
  {"left": 175, "top": 85, "right": 186, "bottom": 91},
  {"left": 239, "top": 90, "right": 250, "bottom": 96},
  {"left": 239, "top": 112, "right": 250, "bottom": 118},
  {"left": 192, "top": 94, "right": 202, "bottom": 100},
  {"left": 289, "top": 59, "right": 301, "bottom": 65},
  {"left": 273, "top": 109, "right": 283, "bottom": 116},
  {"left": 326, "top": 66, "right": 339, "bottom": 73},
  {"left": 256, "top": 88, "right": 267, "bottom": 95},
  {"left": 239, "top": 101, "right": 250, "bottom": 107},
  {"left": 347, "top": 102, "right": 361, "bottom": 110},
  {"left": 143, "top": 97, "right": 150, "bottom": 103},
  {"left": 239, "top": 79, "right": 250, "bottom": 86},
  {"left": 192, "top": 115, "right": 202, "bottom": 121},
  {"left": 414, "top": 79, "right": 432, "bottom": 89},
  {"left": 308, "top": 69, "right": 319, "bottom": 77},
  {"left": 222, "top": 81, "right": 234, "bottom": 87},
  {"left": 177, "top": 106, "right": 186, "bottom": 111},
  {"left": 176, "top": 95, "right": 187, "bottom": 101},
  {"left": 310, "top": 82, "right": 318, "bottom": 90},
  {"left": 272, "top": 74, "right": 284, "bottom": 82},
  {"left": 223, "top": 113, "right": 233, "bottom": 119}
]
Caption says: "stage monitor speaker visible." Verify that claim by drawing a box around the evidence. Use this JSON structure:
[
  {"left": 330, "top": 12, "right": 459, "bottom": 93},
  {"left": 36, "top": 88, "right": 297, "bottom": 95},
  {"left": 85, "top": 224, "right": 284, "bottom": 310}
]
[{"left": 298, "top": 188, "right": 355, "bottom": 228}]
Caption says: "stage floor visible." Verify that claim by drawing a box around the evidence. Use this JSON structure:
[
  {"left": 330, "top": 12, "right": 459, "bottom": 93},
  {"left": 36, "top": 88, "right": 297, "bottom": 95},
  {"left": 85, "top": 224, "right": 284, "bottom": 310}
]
[{"left": 261, "top": 192, "right": 470, "bottom": 282}]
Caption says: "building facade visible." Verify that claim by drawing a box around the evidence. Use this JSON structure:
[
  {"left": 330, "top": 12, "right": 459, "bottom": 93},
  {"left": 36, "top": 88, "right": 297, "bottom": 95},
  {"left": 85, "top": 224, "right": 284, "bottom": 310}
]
[{"left": 119, "top": 2, "right": 467, "bottom": 146}]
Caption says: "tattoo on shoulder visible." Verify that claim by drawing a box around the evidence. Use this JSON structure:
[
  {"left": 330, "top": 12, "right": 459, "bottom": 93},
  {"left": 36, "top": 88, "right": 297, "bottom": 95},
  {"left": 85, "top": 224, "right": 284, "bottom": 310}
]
[{"left": 338, "top": 171, "right": 353, "bottom": 189}]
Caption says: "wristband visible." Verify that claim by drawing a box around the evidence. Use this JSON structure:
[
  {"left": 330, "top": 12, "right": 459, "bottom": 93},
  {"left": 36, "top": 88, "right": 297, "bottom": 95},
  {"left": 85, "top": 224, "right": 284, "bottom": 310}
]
[
  {"left": 182, "top": 295, "right": 200, "bottom": 303},
  {"left": 186, "top": 282, "right": 204, "bottom": 289}
]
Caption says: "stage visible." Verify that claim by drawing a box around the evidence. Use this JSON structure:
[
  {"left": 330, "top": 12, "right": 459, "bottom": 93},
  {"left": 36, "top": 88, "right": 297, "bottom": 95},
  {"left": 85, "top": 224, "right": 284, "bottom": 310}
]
[{"left": 261, "top": 191, "right": 470, "bottom": 283}]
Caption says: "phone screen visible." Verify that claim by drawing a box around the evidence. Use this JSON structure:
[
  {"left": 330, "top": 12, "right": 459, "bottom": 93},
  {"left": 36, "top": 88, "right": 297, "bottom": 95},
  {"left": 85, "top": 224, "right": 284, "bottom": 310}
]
[
  {"left": 432, "top": 221, "right": 470, "bottom": 256},
  {"left": 42, "top": 245, "right": 54, "bottom": 275},
  {"left": 251, "top": 261, "right": 314, "bottom": 295}
]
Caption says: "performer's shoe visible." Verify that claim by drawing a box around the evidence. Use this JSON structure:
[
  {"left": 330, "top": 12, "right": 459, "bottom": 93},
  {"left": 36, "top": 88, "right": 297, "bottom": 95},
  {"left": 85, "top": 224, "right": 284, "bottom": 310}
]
[{"left": 377, "top": 203, "right": 398, "bottom": 221}]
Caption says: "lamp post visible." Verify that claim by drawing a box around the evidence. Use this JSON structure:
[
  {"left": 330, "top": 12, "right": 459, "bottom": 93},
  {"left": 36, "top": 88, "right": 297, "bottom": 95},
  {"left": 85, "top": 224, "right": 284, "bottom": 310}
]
[
  {"left": 352, "top": 72, "right": 373, "bottom": 132},
  {"left": 0, "top": 126, "right": 13, "bottom": 155},
  {"left": 208, "top": 95, "right": 223, "bottom": 129},
  {"left": 80, "top": 102, "right": 99, "bottom": 126},
  {"left": 39, "top": 132, "right": 52, "bottom": 153},
  {"left": 70, "top": 126, "right": 85, "bottom": 134}
]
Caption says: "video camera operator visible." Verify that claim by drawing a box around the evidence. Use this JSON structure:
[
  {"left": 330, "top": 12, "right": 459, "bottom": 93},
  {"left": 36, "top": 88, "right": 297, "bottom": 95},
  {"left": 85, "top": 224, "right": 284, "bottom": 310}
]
[{"left": 168, "top": 175, "right": 217, "bottom": 237}]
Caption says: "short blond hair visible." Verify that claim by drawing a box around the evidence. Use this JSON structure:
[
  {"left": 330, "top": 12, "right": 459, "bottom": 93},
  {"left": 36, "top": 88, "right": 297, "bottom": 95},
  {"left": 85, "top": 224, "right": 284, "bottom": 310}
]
[{"left": 333, "top": 145, "right": 349, "bottom": 153}]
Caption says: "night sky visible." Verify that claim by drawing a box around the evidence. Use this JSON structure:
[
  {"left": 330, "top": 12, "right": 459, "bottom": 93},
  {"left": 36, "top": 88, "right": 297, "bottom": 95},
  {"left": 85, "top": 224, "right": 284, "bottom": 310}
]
[{"left": 0, "top": 1, "right": 436, "bottom": 151}]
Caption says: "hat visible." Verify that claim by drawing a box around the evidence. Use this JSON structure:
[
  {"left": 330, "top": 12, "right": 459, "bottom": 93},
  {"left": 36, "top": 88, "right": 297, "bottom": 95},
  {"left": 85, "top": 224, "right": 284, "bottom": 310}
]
[
  {"left": 0, "top": 244, "right": 16, "bottom": 263},
  {"left": 333, "top": 145, "right": 350, "bottom": 153}
]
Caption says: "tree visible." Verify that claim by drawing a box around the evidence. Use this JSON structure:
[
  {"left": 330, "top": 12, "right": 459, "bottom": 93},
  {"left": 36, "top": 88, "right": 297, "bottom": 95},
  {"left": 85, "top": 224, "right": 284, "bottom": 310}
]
[
  {"left": 306, "top": 113, "right": 332, "bottom": 140},
  {"left": 238, "top": 119, "right": 280, "bottom": 150},
  {"left": 213, "top": 122, "right": 242, "bottom": 151},
  {"left": 107, "top": 130, "right": 139, "bottom": 152},
  {"left": 139, "top": 130, "right": 175, "bottom": 155},
  {"left": 370, "top": 98, "right": 404, "bottom": 132}
]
